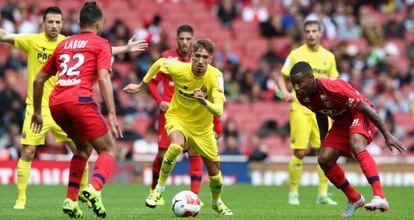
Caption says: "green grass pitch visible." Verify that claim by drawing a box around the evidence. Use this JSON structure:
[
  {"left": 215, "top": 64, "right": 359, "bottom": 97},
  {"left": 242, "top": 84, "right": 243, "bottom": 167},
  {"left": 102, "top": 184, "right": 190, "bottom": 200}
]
[{"left": 0, "top": 184, "right": 413, "bottom": 219}]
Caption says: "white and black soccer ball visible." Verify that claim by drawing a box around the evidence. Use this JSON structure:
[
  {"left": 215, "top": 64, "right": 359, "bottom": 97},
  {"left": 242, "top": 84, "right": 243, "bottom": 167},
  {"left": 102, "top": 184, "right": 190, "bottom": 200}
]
[{"left": 171, "top": 190, "right": 201, "bottom": 217}]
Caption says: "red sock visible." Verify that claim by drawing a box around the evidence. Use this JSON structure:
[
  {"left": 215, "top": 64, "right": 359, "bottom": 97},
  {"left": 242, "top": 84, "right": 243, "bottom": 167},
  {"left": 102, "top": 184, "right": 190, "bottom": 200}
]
[
  {"left": 356, "top": 150, "right": 384, "bottom": 198},
  {"left": 91, "top": 152, "right": 115, "bottom": 191},
  {"left": 324, "top": 163, "right": 360, "bottom": 202},
  {"left": 151, "top": 156, "right": 162, "bottom": 190},
  {"left": 189, "top": 155, "right": 203, "bottom": 194},
  {"left": 67, "top": 155, "right": 88, "bottom": 201}
]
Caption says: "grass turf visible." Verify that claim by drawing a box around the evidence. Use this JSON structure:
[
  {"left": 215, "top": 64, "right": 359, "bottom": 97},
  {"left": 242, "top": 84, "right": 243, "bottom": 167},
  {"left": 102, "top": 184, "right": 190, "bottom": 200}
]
[{"left": 0, "top": 184, "right": 412, "bottom": 219}]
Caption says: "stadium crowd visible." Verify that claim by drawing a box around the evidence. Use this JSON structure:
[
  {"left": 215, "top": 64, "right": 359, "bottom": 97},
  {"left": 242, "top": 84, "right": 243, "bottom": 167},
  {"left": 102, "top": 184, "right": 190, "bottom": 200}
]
[{"left": 0, "top": 0, "right": 413, "bottom": 161}]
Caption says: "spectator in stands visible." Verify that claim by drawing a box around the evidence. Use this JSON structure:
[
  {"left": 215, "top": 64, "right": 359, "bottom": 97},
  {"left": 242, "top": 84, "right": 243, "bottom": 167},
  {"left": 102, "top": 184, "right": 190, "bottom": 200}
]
[
  {"left": 5, "top": 47, "right": 26, "bottom": 70},
  {"left": 0, "top": 71, "right": 24, "bottom": 136},
  {"left": 246, "top": 135, "right": 268, "bottom": 162},
  {"left": 260, "top": 13, "right": 286, "bottom": 38},
  {"left": 360, "top": 6, "right": 384, "bottom": 46},
  {"left": 338, "top": 14, "right": 361, "bottom": 40},
  {"left": 107, "top": 19, "right": 132, "bottom": 61},
  {"left": 306, "top": 2, "right": 337, "bottom": 39},
  {"left": 122, "top": 116, "right": 142, "bottom": 141},
  {"left": 17, "top": 4, "right": 39, "bottom": 34},
  {"left": 221, "top": 136, "right": 242, "bottom": 155},
  {"left": 241, "top": 0, "right": 268, "bottom": 23},
  {"left": 404, "top": 6, "right": 414, "bottom": 32},
  {"left": 384, "top": 110, "right": 406, "bottom": 140},
  {"left": 216, "top": 0, "right": 238, "bottom": 29},
  {"left": 0, "top": 10, "right": 15, "bottom": 33},
  {"left": 1, "top": 0, "right": 19, "bottom": 23},
  {"left": 223, "top": 118, "right": 242, "bottom": 142},
  {"left": 383, "top": 13, "right": 405, "bottom": 39}
]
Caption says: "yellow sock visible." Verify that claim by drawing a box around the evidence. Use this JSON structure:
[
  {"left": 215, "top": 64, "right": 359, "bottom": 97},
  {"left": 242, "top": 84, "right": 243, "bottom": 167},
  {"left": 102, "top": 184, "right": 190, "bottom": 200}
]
[
  {"left": 158, "top": 143, "right": 182, "bottom": 186},
  {"left": 288, "top": 155, "right": 303, "bottom": 194},
  {"left": 317, "top": 163, "right": 328, "bottom": 196},
  {"left": 80, "top": 162, "right": 89, "bottom": 191},
  {"left": 209, "top": 173, "right": 223, "bottom": 202},
  {"left": 16, "top": 159, "right": 31, "bottom": 200}
]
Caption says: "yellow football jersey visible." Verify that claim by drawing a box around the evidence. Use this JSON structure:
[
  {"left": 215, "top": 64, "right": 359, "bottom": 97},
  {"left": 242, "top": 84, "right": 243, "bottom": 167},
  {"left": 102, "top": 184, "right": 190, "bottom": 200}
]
[
  {"left": 144, "top": 58, "right": 225, "bottom": 132},
  {"left": 281, "top": 44, "right": 338, "bottom": 113},
  {"left": 14, "top": 33, "right": 66, "bottom": 107}
]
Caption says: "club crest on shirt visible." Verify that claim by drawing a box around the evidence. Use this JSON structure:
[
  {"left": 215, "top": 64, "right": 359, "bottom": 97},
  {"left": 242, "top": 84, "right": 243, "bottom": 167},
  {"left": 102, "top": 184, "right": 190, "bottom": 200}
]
[{"left": 303, "top": 97, "right": 311, "bottom": 102}]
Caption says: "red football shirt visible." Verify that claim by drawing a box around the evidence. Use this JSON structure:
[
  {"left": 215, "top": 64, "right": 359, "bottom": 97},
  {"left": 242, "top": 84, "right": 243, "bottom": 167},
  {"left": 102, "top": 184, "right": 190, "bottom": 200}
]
[
  {"left": 41, "top": 32, "right": 112, "bottom": 106},
  {"left": 297, "top": 78, "right": 374, "bottom": 127}
]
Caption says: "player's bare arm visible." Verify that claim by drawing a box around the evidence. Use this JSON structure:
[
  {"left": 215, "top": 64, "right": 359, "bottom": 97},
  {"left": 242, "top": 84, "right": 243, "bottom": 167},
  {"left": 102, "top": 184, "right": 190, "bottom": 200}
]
[
  {"left": 0, "top": 28, "right": 15, "bottom": 44},
  {"left": 123, "top": 58, "right": 165, "bottom": 94},
  {"left": 315, "top": 112, "right": 329, "bottom": 143},
  {"left": 98, "top": 69, "right": 123, "bottom": 138},
  {"left": 30, "top": 71, "right": 53, "bottom": 134},
  {"left": 111, "top": 36, "right": 148, "bottom": 55},
  {"left": 277, "top": 75, "right": 293, "bottom": 101},
  {"left": 357, "top": 101, "right": 406, "bottom": 153}
]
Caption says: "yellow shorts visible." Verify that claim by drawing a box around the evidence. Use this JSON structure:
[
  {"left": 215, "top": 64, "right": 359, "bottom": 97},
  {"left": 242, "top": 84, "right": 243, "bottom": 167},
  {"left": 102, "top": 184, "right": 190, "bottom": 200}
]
[
  {"left": 20, "top": 105, "right": 71, "bottom": 146},
  {"left": 289, "top": 109, "right": 320, "bottom": 150},
  {"left": 165, "top": 118, "right": 220, "bottom": 162}
]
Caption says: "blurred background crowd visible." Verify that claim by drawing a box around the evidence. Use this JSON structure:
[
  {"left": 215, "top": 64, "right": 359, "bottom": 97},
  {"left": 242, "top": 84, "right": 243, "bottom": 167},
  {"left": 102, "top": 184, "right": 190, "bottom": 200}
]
[{"left": 0, "top": 0, "right": 413, "bottom": 162}]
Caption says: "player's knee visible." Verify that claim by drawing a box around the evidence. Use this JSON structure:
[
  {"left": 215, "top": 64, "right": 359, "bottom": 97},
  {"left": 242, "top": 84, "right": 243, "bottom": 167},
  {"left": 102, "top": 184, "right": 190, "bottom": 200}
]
[
  {"left": 350, "top": 137, "right": 366, "bottom": 155},
  {"left": 21, "top": 146, "right": 36, "bottom": 161},
  {"left": 318, "top": 156, "right": 333, "bottom": 170},
  {"left": 293, "top": 150, "right": 305, "bottom": 159}
]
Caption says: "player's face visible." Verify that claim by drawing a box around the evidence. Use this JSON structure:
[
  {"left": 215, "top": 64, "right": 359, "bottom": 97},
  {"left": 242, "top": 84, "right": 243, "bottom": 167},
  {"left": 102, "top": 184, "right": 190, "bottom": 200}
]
[
  {"left": 176, "top": 32, "right": 193, "bottom": 54},
  {"left": 290, "top": 73, "right": 314, "bottom": 97},
  {"left": 191, "top": 48, "right": 212, "bottom": 76},
  {"left": 304, "top": 23, "right": 321, "bottom": 48},
  {"left": 43, "top": 13, "right": 63, "bottom": 39}
]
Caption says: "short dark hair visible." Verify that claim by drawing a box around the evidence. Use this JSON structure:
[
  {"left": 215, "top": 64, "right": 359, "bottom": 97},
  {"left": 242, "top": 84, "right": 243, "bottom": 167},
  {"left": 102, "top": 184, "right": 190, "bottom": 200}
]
[
  {"left": 42, "top": 6, "right": 62, "bottom": 21},
  {"left": 177, "top": 25, "right": 194, "bottom": 36},
  {"left": 80, "top": 1, "right": 103, "bottom": 28},
  {"left": 304, "top": 20, "right": 321, "bottom": 31},
  {"left": 290, "top": 61, "right": 313, "bottom": 77},
  {"left": 194, "top": 39, "right": 215, "bottom": 55}
]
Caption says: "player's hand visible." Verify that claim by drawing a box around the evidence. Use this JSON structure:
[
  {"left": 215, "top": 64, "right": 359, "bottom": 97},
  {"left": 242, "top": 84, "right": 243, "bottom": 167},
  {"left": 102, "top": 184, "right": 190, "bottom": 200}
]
[
  {"left": 108, "top": 114, "right": 123, "bottom": 138},
  {"left": 127, "top": 36, "right": 148, "bottom": 52},
  {"left": 282, "top": 92, "right": 294, "bottom": 102},
  {"left": 159, "top": 101, "right": 170, "bottom": 112},
  {"left": 194, "top": 89, "right": 207, "bottom": 105},
  {"left": 385, "top": 134, "right": 406, "bottom": 153},
  {"left": 123, "top": 82, "right": 144, "bottom": 94},
  {"left": 30, "top": 113, "right": 43, "bottom": 134}
]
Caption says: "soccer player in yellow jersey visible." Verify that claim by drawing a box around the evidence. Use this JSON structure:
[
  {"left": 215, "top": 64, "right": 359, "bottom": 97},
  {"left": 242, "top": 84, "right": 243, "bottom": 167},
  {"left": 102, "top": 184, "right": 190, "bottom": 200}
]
[
  {"left": 0, "top": 6, "right": 147, "bottom": 210},
  {"left": 123, "top": 39, "right": 233, "bottom": 215},
  {"left": 277, "top": 19, "right": 339, "bottom": 206}
]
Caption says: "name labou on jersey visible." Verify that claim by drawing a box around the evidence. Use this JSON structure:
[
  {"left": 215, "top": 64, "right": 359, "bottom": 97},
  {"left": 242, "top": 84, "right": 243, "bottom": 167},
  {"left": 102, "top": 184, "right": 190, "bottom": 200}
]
[{"left": 177, "top": 85, "right": 208, "bottom": 101}]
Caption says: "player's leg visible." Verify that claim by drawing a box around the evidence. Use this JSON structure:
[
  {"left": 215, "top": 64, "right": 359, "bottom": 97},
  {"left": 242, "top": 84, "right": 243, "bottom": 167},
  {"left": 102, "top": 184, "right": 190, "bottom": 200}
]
[
  {"left": 318, "top": 146, "right": 364, "bottom": 217},
  {"left": 203, "top": 159, "right": 233, "bottom": 215},
  {"left": 81, "top": 131, "right": 116, "bottom": 218},
  {"left": 190, "top": 131, "right": 232, "bottom": 215},
  {"left": 187, "top": 148, "right": 203, "bottom": 195},
  {"left": 146, "top": 130, "right": 186, "bottom": 208},
  {"left": 149, "top": 113, "right": 169, "bottom": 205},
  {"left": 14, "top": 106, "right": 48, "bottom": 209},
  {"left": 309, "top": 116, "right": 337, "bottom": 205},
  {"left": 50, "top": 115, "right": 90, "bottom": 207},
  {"left": 287, "top": 110, "right": 310, "bottom": 205},
  {"left": 62, "top": 137, "right": 92, "bottom": 218},
  {"left": 350, "top": 133, "right": 388, "bottom": 212}
]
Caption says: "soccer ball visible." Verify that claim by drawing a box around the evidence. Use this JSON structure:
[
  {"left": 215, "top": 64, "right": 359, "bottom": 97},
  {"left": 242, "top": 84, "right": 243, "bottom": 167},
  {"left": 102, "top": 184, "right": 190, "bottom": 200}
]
[{"left": 171, "top": 190, "right": 201, "bottom": 217}]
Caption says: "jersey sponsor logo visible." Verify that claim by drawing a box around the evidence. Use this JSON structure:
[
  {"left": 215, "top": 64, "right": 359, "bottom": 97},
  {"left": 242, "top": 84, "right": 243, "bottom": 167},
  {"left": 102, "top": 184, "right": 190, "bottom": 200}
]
[
  {"left": 347, "top": 98, "right": 356, "bottom": 108},
  {"left": 318, "top": 108, "right": 346, "bottom": 117},
  {"left": 37, "top": 52, "right": 51, "bottom": 63}
]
